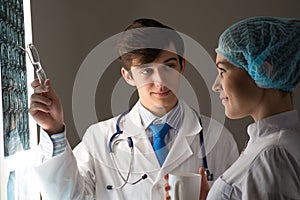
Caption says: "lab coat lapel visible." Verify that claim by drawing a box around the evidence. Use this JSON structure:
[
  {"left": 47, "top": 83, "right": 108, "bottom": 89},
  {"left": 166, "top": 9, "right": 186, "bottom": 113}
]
[
  {"left": 155, "top": 102, "right": 202, "bottom": 183},
  {"left": 122, "top": 103, "right": 160, "bottom": 182}
]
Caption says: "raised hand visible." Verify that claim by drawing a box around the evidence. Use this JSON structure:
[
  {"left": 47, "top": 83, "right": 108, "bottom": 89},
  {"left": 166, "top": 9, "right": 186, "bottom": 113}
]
[{"left": 29, "top": 79, "right": 64, "bottom": 135}]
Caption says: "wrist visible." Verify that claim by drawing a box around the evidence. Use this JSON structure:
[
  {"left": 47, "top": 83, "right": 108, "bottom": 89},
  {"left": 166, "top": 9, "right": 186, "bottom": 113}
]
[{"left": 45, "top": 124, "right": 65, "bottom": 136}]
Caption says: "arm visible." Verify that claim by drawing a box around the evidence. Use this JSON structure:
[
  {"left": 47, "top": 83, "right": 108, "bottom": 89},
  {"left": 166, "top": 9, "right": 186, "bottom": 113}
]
[
  {"left": 243, "top": 146, "right": 300, "bottom": 199},
  {"left": 30, "top": 79, "right": 95, "bottom": 199},
  {"left": 30, "top": 78, "right": 67, "bottom": 161}
]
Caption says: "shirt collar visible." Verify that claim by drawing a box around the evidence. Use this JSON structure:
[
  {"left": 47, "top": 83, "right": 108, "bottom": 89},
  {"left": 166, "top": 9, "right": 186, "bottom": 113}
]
[
  {"left": 138, "top": 99, "right": 183, "bottom": 130},
  {"left": 247, "top": 110, "right": 300, "bottom": 139}
]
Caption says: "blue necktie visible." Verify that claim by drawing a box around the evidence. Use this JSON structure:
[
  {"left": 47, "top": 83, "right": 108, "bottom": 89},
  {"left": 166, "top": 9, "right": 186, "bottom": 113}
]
[{"left": 149, "top": 123, "right": 170, "bottom": 166}]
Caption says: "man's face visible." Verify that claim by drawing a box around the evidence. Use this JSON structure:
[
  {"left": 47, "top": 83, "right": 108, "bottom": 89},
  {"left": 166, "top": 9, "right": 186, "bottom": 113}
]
[{"left": 122, "top": 45, "right": 185, "bottom": 116}]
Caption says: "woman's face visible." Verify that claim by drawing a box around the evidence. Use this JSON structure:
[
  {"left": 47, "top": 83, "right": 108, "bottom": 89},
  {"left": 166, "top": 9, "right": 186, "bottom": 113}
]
[{"left": 212, "top": 54, "right": 265, "bottom": 119}]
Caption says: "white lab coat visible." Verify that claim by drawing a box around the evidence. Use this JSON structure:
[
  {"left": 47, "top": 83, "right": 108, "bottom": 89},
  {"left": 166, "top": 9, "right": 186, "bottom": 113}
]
[
  {"left": 207, "top": 110, "right": 300, "bottom": 199},
  {"left": 34, "top": 101, "right": 239, "bottom": 200}
]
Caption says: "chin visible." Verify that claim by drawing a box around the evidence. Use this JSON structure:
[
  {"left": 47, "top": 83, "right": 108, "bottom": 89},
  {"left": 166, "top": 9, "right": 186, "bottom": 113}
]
[
  {"left": 155, "top": 101, "right": 171, "bottom": 109},
  {"left": 226, "top": 115, "right": 241, "bottom": 120},
  {"left": 157, "top": 100, "right": 177, "bottom": 111},
  {"left": 225, "top": 110, "right": 246, "bottom": 120}
]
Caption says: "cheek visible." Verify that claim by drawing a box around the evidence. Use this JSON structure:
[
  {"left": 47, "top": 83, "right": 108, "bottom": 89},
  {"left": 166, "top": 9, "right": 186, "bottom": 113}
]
[
  {"left": 225, "top": 77, "right": 261, "bottom": 104},
  {"left": 168, "top": 77, "right": 180, "bottom": 90},
  {"left": 167, "top": 72, "right": 181, "bottom": 86},
  {"left": 136, "top": 85, "right": 149, "bottom": 94}
]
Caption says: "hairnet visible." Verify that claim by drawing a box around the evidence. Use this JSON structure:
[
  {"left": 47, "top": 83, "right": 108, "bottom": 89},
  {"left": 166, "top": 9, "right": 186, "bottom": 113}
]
[{"left": 215, "top": 16, "right": 300, "bottom": 92}]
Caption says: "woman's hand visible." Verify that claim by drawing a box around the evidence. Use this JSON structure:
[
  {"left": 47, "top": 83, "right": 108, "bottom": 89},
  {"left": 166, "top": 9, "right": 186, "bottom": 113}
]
[
  {"left": 199, "top": 167, "right": 210, "bottom": 200},
  {"left": 163, "top": 174, "right": 171, "bottom": 200},
  {"left": 163, "top": 167, "right": 210, "bottom": 200},
  {"left": 29, "top": 79, "right": 64, "bottom": 135}
]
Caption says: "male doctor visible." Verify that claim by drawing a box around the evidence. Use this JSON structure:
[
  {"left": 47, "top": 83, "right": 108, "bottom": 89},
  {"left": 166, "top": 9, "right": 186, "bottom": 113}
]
[{"left": 30, "top": 18, "right": 239, "bottom": 199}]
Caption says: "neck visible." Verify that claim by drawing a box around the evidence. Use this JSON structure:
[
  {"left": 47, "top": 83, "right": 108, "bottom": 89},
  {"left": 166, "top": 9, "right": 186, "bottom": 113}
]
[
  {"left": 251, "top": 89, "right": 293, "bottom": 122},
  {"left": 140, "top": 101, "right": 178, "bottom": 117}
]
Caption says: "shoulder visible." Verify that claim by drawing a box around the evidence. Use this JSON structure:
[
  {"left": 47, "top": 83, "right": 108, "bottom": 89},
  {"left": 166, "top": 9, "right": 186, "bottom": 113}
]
[
  {"left": 243, "top": 146, "right": 300, "bottom": 198},
  {"left": 248, "top": 145, "right": 300, "bottom": 178},
  {"left": 86, "top": 117, "right": 117, "bottom": 133},
  {"left": 81, "top": 117, "right": 118, "bottom": 144},
  {"left": 250, "top": 145, "right": 300, "bottom": 171}
]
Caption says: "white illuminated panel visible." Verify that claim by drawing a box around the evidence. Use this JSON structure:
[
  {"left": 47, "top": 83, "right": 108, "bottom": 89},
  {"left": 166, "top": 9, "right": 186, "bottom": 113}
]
[{"left": 0, "top": 0, "right": 39, "bottom": 199}]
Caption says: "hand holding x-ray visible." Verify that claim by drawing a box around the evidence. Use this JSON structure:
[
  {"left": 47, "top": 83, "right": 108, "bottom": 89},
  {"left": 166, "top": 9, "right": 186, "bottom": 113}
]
[{"left": 20, "top": 44, "right": 64, "bottom": 135}]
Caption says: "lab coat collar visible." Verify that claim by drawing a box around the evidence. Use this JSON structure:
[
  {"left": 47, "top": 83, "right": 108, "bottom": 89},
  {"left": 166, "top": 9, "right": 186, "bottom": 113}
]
[
  {"left": 138, "top": 100, "right": 183, "bottom": 131},
  {"left": 123, "top": 100, "right": 201, "bottom": 137},
  {"left": 155, "top": 101, "right": 202, "bottom": 183},
  {"left": 247, "top": 110, "right": 300, "bottom": 140},
  {"left": 121, "top": 101, "right": 202, "bottom": 183},
  {"left": 121, "top": 102, "right": 144, "bottom": 136}
]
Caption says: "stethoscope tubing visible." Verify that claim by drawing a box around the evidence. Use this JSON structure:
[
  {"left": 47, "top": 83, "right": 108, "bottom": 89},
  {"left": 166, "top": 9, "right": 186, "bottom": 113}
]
[{"left": 107, "top": 108, "right": 212, "bottom": 190}]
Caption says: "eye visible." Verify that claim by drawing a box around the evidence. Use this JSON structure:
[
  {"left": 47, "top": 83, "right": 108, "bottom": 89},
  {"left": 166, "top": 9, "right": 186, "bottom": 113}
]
[
  {"left": 140, "top": 67, "right": 153, "bottom": 75},
  {"left": 164, "top": 63, "right": 176, "bottom": 71},
  {"left": 218, "top": 67, "right": 226, "bottom": 77}
]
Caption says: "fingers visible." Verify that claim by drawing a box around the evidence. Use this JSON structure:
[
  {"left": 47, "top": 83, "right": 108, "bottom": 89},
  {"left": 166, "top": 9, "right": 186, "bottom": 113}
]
[
  {"left": 43, "top": 79, "right": 59, "bottom": 99},
  {"left": 31, "top": 79, "right": 60, "bottom": 103},
  {"left": 163, "top": 174, "right": 170, "bottom": 192},
  {"left": 32, "top": 79, "right": 49, "bottom": 94},
  {"left": 164, "top": 182, "right": 170, "bottom": 191},
  {"left": 164, "top": 193, "right": 171, "bottom": 200},
  {"left": 43, "top": 78, "right": 51, "bottom": 90},
  {"left": 31, "top": 93, "right": 52, "bottom": 106},
  {"left": 29, "top": 78, "right": 65, "bottom": 134},
  {"left": 198, "top": 167, "right": 208, "bottom": 182},
  {"left": 199, "top": 167, "right": 210, "bottom": 200},
  {"left": 164, "top": 174, "right": 169, "bottom": 181},
  {"left": 31, "top": 79, "right": 40, "bottom": 88},
  {"left": 29, "top": 83, "right": 53, "bottom": 117},
  {"left": 29, "top": 102, "right": 50, "bottom": 114},
  {"left": 164, "top": 183, "right": 171, "bottom": 200},
  {"left": 164, "top": 174, "right": 171, "bottom": 200},
  {"left": 31, "top": 78, "right": 50, "bottom": 87},
  {"left": 30, "top": 94, "right": 52, "bottom": 114}
]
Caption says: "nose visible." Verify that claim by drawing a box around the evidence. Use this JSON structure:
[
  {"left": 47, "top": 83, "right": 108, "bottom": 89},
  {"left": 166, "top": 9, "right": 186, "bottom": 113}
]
[
  {"left": 212, "top": 75, "right": 222, "bottom": 92},
  {"left": 152, "top": 68, "right": 167, "bottom": 87}
]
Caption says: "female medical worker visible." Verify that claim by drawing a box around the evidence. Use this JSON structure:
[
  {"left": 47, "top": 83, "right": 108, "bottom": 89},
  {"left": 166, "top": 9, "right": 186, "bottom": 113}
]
[
  {"left": 165, "top": 16, "right": 300, "bottom": 200},
  {"left": 30, "top": 18, "right": 239, "bottom": 200}
]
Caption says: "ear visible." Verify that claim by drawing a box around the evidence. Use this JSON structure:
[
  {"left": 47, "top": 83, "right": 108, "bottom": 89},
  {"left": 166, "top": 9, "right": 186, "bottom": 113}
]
[
  {"left": 262, "top": 61, "right": 273, "bottom": 77},
  {"left": 180, "top": 58, "right": 186, "bottom": 74},
  {"left": 121, "top": 67, "right": 136, "bottom": 86}
]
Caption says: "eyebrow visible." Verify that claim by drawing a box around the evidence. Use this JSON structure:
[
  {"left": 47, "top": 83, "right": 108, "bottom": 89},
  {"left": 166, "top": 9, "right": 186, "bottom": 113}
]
[
  {"left": 163, "top": 57, "right": 178, "bottom": 63},
  {"left": 134, "top": 57, "right": 179, "bottom": 69},
  {"left": 216, "top": 61, "right": 227, "bottom": 67}
]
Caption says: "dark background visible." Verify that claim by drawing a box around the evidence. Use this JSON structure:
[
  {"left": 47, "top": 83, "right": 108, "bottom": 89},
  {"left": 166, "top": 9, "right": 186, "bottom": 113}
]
[{"left": 30, "top": 0, "right": 300, "bottom": 151}]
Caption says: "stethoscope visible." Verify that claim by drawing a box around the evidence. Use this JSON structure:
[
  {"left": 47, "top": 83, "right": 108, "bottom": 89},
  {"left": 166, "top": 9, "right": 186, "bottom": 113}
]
[
  {"left": 106, "top": 109, "right": 213, "bottom": 190},
  {"left": 107, "top": 110, "right": 148, "bottom": 190}
]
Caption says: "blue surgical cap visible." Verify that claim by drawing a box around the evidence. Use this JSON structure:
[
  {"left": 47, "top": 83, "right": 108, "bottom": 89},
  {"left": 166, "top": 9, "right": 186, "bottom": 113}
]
[{"left": 215, "top": 16, "right": 300, "bottom": 92}]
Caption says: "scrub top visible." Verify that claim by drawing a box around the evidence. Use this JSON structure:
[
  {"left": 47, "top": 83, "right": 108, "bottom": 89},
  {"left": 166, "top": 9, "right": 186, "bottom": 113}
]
[{"left": 207, "top": 110, "right": 300, "bottom": 199}]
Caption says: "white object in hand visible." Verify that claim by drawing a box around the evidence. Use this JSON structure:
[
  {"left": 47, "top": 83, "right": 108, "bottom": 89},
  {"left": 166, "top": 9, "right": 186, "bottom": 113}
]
[{"left": 169, "top": 172, "right": 201, "bottom": 200}]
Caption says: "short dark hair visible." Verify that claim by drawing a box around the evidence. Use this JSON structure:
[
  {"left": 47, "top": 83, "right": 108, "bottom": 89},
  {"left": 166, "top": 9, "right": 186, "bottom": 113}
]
[{"left": 117, "top": 18, "right": 184, "bottom": 70}]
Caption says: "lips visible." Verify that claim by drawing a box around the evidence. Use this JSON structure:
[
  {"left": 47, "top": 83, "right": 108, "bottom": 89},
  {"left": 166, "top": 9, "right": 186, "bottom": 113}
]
[
  {"left": 152, "top": 90, "right": 171, "bottom": 97},
  {"left": 220, "top": 96, "right": 228, "bottom": 103}
]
